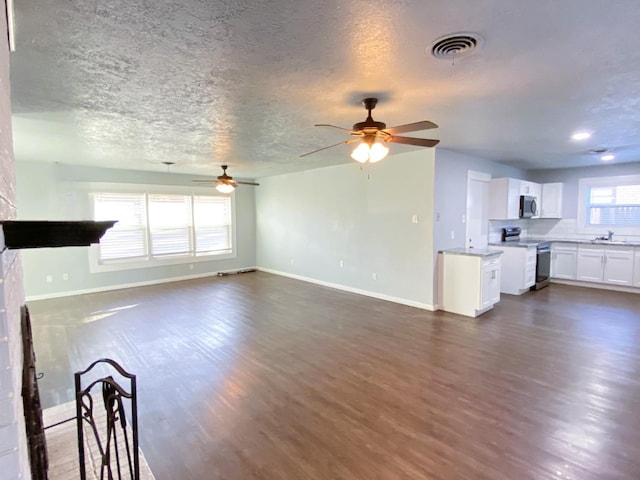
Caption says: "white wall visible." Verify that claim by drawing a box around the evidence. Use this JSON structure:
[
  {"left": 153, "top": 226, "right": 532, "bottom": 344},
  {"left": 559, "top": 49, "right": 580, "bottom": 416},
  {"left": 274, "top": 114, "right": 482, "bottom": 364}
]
[
  {"left": 15, "top": 162, "right": 257, "bottom": 299},
  {"left": 527, "top": 162, "right": 640, "bottom": 219},
  {"left": 433, "top": 150, "right": 526, "bottom": 304},
  {"left": 0, "top": 0, "right": 30, "bottom": 476},
  {"left": 256, "top": 150, "right": 437, "bottom": 309}
]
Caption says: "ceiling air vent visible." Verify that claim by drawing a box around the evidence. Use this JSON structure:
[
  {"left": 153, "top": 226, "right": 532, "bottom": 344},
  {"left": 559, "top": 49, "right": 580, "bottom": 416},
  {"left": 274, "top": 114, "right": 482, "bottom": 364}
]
[{"left": 430, "top": 33, "right": 483, "bottom": 60}]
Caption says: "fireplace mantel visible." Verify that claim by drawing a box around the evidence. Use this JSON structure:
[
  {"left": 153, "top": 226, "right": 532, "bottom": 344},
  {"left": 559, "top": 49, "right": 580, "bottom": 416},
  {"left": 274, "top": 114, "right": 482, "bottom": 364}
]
[{"left": 0, "top": 220, "right": 117, "bottom": 249}]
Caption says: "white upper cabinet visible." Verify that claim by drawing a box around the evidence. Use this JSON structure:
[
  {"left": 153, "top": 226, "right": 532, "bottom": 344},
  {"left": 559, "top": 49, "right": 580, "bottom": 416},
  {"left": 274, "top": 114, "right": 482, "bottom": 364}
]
[
  {"left": 489, "top": 178, "right": 521, "bottom": 220},
  {"left": 490, "top": 177, "right": 542, "bottom": 220},
  {"left": 520, "top": 181, "right": 541, "bottom": 218},
  {"left": 541, "top": 183, "right": 563, "bottom": 218}
]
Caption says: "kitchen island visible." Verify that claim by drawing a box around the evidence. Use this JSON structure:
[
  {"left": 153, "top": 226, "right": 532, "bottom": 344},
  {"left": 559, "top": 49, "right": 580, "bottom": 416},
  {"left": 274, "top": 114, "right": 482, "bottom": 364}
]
[{"left": 439, "top": 248, "right": 503, "bottom": 317}]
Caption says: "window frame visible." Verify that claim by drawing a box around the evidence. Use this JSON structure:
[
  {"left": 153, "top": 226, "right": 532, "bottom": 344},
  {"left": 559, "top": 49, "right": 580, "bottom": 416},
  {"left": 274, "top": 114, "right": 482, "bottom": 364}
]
[
  {"left": 88, "top": 183, "right": 236, "bottom": 273},
  {"left": 577, "top": 174, "right": 640, "bottom": 235}
]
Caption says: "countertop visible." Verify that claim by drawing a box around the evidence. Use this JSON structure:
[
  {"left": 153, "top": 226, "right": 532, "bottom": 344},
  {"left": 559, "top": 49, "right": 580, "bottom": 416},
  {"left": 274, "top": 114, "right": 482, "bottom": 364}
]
[
  {"left": 490, "top": 238, "right": 640, "bottom": 248},
  {"left": 440, "top": 248, "right": 503, "bottom": 258}
]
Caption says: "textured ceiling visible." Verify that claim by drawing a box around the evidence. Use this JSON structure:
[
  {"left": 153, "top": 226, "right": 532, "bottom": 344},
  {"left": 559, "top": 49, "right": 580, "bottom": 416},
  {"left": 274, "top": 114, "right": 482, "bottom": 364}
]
[{"left": 9, "top": 0, "right": 640, "bottom": 179}]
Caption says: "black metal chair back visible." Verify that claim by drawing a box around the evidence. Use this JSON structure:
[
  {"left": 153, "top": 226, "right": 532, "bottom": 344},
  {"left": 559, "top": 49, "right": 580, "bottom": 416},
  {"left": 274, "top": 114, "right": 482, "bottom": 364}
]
[{"left": 75, "top": 359, "right": 139, "bottom": 480}]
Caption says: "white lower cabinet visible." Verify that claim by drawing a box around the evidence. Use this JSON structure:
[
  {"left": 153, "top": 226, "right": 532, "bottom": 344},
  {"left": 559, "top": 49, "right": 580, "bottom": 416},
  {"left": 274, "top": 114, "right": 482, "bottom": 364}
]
[
  {"left": 603, "top": 247, "right": 635, "bottom": 286},
  {"left": 551, "top": 243, "right": 577, "bottom": 279},
  {"left": 634, "top": 248, "right": 640, "bottom": 287},
  {"left": 481, "top": 257, "right": 501, "bottom": 308},
  {"left": 574, "top": 244, "right": 635, "bottom": 286},
  {"left": 490, "top": 245, "right": 535, "bottom": 295},
  {"left": 441, "top": 252, "right": 502, "bottom": 317},
  {"left": 576, "top": 245, "right": 605, "bottom": 282}
]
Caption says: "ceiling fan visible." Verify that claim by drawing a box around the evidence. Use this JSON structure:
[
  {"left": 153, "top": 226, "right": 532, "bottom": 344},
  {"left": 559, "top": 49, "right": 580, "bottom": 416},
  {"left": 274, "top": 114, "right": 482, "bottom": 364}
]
[
  {"left": 300, "top": 97, "right": 440, "bottom": 163},
  {"left": 193, "top": 165, "right": 260, "bottom": 193}
]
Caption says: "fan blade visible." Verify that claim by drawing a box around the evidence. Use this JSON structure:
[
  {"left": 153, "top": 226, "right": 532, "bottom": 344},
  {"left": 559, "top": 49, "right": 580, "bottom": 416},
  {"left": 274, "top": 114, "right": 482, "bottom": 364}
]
[
  {"left": 314, "top": 124, "right": 356, "bottom": 134},
  {"left": 236, "top": 181, "right": 260, "bottom": 186},
  {"left": 384, "top": 121, "right": 438, "bottom": 135},
  {"left": 389, "top": 136, "right": 440, "bottom": 147},
  {"left": 192, "top": 180, "right": 215, "bottom": 183},
  {"left": 299, "top": 139, "right": 359, "bottom": 158}
]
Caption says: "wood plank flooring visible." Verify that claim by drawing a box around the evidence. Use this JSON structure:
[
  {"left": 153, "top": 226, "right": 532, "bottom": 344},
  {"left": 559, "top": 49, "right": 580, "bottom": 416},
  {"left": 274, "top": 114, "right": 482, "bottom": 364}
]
[{"left": 27, "top": 272, "right": 640, "bottom": 479}]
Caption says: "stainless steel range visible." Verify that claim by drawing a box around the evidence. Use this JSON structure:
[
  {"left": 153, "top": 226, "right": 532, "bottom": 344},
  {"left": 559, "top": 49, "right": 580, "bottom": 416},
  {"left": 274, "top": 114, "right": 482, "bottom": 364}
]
[{"left": 502, "top": 227, "right": 551, "bottom": 290}]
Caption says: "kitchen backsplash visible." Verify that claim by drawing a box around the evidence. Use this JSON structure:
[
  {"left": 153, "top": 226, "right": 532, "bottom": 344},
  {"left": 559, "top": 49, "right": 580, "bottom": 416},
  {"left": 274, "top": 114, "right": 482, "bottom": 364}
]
[
  {"left": 488, "top": 219, "right": 529, "bottom": 242},
  {"left": 490, "top": 218, "right": 640, "bottom": 243}
]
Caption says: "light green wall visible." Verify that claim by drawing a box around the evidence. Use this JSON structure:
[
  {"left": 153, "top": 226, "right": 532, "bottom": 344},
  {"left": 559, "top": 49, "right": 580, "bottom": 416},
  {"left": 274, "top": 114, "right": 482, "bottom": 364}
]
[
  {"left": 256, "top": 150, "right": 437, "bottom": 308},
  {"left": 15, "top": 162, "right": 257, "bottom": 298}
]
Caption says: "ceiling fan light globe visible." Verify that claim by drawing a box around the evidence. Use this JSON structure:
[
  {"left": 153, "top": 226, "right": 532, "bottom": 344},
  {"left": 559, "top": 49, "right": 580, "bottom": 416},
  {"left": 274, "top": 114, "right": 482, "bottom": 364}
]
[
  {"left": 369, "top": 142, "right": 389, "bottom": 163},
  {"left": 216, "top": 183, "right": 236, "bottom": 194},
  {"left": 351, "top": 143, "right": 370, "bottom": 163}
]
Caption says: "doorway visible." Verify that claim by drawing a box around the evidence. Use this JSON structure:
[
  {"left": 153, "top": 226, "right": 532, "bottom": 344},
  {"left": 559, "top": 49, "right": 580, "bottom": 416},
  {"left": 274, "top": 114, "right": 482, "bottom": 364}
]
[{"left": 465, "top": 170, "right": 491, "bottom": 249}]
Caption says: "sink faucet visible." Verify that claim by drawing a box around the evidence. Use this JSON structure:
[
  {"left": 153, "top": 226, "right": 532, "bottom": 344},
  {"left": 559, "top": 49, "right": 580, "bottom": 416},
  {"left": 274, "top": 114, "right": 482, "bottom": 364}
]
[{"left": 607, "top": 230, "right": 614, "bottom": 241}]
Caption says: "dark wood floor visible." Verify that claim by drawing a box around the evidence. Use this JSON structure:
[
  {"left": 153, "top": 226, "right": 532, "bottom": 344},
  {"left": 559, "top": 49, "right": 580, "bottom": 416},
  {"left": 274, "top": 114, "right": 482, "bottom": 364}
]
[{"left": 28, "top": 272, "right": 640, "bottom": 479}]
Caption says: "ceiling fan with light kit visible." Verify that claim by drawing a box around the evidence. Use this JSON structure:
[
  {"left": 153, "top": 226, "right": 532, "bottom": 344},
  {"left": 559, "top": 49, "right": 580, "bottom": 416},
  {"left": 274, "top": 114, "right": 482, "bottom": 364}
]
[
  {"left": 192, "top": 165, "right": 260, "bottom": 193},
  {"left": 300, "top": 97, "right": 440, "bottom": 163}
]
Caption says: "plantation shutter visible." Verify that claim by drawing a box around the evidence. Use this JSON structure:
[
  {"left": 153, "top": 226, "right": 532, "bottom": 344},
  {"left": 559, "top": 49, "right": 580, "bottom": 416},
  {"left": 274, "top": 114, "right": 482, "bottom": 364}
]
[
  {"left": 588, "top": 185, "right": 640, "bottom": 226},
  {"left": 193, "top": 196, "right": 232, "bottom": 254},
  {"left": 148, "top": 194, "right": 192, "bottom": 257},
  {"left": 93, "top": 193, "right": 147, "bottom": 261}
]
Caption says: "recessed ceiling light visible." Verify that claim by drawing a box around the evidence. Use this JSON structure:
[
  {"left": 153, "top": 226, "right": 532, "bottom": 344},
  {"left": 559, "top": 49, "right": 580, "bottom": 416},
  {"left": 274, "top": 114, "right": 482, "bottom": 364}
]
[
  {"left": 571, "top": 131, "right": 591, "bottom": 141},
  {"left": 601, "top": 154, "right": 615, "bottom": 161}
]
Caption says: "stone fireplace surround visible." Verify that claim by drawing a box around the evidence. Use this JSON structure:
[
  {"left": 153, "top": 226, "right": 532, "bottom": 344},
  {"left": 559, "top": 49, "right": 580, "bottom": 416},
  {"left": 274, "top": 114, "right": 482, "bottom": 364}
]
[{"left": 1, "top": 0, "right": 31, "bottom": 476}]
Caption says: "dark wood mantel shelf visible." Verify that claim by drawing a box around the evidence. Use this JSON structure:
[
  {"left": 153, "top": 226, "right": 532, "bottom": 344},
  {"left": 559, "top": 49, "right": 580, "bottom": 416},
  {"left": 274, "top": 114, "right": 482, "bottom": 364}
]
[{"left": 1, "top": 220, "right": 117, "bottom": 249}]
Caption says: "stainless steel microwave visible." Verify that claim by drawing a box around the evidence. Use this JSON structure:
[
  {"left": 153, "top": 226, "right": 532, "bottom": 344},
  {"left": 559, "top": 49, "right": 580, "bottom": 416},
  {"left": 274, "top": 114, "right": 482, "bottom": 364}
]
[{"left": 519, "top": 195, "right": 537, "bottom": 218}]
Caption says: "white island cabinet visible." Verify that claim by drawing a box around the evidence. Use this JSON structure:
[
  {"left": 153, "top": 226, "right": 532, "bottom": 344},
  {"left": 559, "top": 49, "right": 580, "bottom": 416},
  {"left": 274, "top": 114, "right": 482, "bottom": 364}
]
[{"left": 440, "top": 249, "right": 502, "bottom": 317}]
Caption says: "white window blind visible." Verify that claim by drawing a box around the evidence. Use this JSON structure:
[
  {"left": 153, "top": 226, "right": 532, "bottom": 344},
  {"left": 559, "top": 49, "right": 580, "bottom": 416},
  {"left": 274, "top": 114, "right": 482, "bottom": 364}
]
[
  {"left": 148, "top": 194, "right": 192, "bottom": 257},
  {"left": 588, "top": 185, "right": 640, "bottom": 226},
  {"left": 92, "top": 191, "right": 233, "bottom": 266},
  {"left": 93, "top": 193, "right": 148, "bottom": 261},
  {"left": 193, "top": 196, "right": 232, "bottom": 254}
]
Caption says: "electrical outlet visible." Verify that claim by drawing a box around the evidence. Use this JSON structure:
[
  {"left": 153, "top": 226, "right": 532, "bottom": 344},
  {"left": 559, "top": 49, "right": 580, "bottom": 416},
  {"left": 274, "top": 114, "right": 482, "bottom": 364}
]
[
  {"left": 372, "top": 272, "right": 377, "bottom": 280},
  {"left": 451, "top": 231, "right": 455, "bottom": 240},
  {"left": 339, "top": 260, "right": 344, "bottom": 268},
  {"left": 45, "top": 275, "right": 53, "bottom": 283},
  {"left": 290, "top": 258, "right": 295, "bottom": 265},
  {"left": 412, "top": 214, "right": 418, "bottom": 224},
  {"left": 62, "top": 273, "right": 69, "bottom": 281}
]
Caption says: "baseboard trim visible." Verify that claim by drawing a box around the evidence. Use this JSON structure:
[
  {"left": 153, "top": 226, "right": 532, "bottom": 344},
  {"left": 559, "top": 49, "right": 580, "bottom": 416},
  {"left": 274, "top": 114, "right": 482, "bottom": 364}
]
[
  {"left": 257, "top": 267, "right": 436, "bottom": 311},
  {"left": 551, "top": 278, "right": 640, "bottom": 294},
  {"left": 25, "top": 267, "right": 257, "bottom": 301}
]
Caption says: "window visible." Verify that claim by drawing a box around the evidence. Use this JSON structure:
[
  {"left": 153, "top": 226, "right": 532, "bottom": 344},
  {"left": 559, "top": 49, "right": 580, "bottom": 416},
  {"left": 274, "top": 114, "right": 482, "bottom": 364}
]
[
  {"left": 148, "top": 194, "right": 192, "bottom": 257},
  {"left": 93, "top": 193, "right": 148, "bottom": 261},
  {"left": 193, "top": 196, "right": 232, "bottom": 255},
  {"left": 578, "top": 175, "right": 640, "bottom": 233},
  {"left": 587, "top": 185, "right": 640, "bottom": 226},
  {"left": 92, "top": 191, "right": 233, "bottom": 268}
]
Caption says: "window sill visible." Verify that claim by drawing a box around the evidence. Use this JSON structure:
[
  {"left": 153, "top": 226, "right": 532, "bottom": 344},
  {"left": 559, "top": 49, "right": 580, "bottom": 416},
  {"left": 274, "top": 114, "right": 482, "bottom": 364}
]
[{"left": 88, "top": 247, "right": 236, "bottom": 273}]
